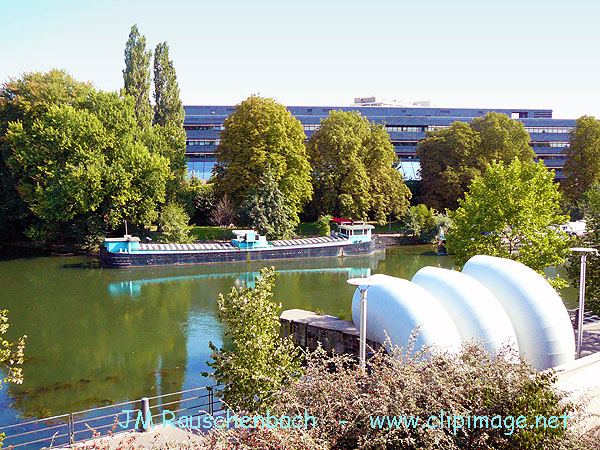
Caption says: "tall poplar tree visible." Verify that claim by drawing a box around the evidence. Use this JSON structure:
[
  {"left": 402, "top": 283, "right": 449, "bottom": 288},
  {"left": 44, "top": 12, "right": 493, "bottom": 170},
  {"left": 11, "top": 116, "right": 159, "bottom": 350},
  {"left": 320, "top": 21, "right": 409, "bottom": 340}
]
[
  {"left": 152, "top": 41, "right": 187, "bottom": 183},
  {"left": 153, "top": 42, "right": 184, "bottom": 128},
  {"left": 123, "top": 24, "right": 152, "bottom": 129}
]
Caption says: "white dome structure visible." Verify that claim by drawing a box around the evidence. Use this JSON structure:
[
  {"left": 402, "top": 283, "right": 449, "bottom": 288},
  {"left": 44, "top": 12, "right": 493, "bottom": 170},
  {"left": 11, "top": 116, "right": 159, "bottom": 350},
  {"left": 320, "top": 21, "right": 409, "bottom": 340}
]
[
  {"left": 349, "top": 255, "right": 575, "bottom": 370},
  {"left": 412, "top": 266, "right": 519, "bottom": 355},
  {"left": 351, "top": 274, "right": 462, "bottom": 353},
  {"left": 462, "top": 255, "right": 575, "bottom": 371}
]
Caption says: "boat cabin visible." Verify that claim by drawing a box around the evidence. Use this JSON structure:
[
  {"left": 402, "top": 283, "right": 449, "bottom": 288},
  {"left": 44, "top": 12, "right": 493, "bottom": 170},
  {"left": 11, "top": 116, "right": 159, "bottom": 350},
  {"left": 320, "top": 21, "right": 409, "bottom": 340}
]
[
  {"left": 231, "top": 230, "right": 270, "bottom": 249},
  {"left": 337, "top": 222, "right": 374, "bottom": 243},
  {"left": 104, "top": 235, "right": 140, "bottom": 253}
]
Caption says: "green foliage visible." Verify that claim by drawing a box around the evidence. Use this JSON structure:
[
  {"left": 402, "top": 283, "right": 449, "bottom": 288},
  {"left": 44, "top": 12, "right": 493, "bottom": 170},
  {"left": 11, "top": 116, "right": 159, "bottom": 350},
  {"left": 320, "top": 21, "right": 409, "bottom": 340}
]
[
  {"left": 214, "top": 96, "right": 313, "bottom": 215},
  {"left": 562, "top": 116, "right": 600, "bottom": 203},
  {"left": 307, "top": 110, "right": 411, "bottom": 224},
  {"left": 316, "top": 215, "right": 332, "bottom": 237},
  {"left": 152, "top": 42, "right": 184, "bottom": 129},
  {"left": 209, "top": 196, "right": 235, "bottom": 228},
  {"left": 1, "top": 71, "right": 171, "bottom": 248},
  {"left": 123, "top": 24, "right": 152, "bottom": 129},
  {"left": 0, "top": 310, "right": 26, "bottom": 448},
  {"left": 401, "top": 204, "right": 448, "bottom": 243},
  {"left": 418, "top": 112, "right": 534, "bottom": 211},
  {"left": 159, "top": 203, "right": 192, "bottom": 243},
  {"left": 0, "top": 70, "right": 93, "bottom": 240},
  {"left": 198, "top": 342, "right": 594, "bottom": 449},
  {"left": 208, "top": 267, "right": 302, "bottom": 414},
  {"left": 238, "top": 172, "right": 298, "bottom": 240},
  {"left": 151, "top": 41, "right": 187, "bottom": 195},
  {"left": 447, "top": 159, "right": 571, "bottom": 286},
  {"left": 192, "top": 183, "right": 216, "bottom": 225},
  {"left": 174, "top": 176, "right": 206, "bottom": 219},
  {"left": 566, "top": 184, "right": 600, "bottom": 314}
]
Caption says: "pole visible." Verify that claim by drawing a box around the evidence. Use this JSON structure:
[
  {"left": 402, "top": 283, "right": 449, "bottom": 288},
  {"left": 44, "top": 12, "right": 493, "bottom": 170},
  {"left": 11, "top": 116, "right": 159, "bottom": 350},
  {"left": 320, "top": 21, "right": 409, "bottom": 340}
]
[
  {"left": 125, "top": 220, "right": 128, "bottom": 236},
  {"left": 577, "top": 254, "right": 588, "bottom": 358},
  {"left": 359, "top": 287, "right": 368, "bottom": 372}
]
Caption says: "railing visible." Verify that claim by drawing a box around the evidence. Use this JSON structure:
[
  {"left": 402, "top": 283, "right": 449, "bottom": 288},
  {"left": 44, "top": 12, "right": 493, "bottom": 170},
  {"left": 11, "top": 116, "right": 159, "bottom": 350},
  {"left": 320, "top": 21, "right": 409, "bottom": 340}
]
[
  {"left": 1, "top": 385, "right": 223, "bottom": 449},
  {"left": 567, "top": 308, "right": 600, "bottom": 328}
]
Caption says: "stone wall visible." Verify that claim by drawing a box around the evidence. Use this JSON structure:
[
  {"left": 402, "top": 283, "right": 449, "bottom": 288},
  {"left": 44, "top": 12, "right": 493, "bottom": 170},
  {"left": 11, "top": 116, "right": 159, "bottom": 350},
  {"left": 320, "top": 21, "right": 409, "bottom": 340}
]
[{"left": 280, "top": 309, "right": 382, "bottom": 356}]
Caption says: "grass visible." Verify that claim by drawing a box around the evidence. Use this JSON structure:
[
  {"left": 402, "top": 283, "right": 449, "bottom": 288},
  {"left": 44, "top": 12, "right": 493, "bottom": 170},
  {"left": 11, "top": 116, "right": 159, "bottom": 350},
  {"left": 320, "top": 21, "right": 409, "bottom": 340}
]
[{"left": 189, "top": 226, "right": 235, "bottom": 241}]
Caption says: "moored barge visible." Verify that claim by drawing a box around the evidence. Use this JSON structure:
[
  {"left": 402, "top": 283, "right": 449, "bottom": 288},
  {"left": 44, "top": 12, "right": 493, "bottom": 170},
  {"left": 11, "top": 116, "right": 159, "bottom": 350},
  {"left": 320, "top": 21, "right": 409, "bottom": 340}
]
[{"left": 100, "top": 222, "right": 380, "bottom": 268}]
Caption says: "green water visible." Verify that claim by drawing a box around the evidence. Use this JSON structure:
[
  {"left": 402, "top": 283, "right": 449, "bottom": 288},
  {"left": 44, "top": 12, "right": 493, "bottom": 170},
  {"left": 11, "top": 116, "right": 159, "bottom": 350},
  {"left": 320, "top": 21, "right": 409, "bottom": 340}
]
[{"left": 0, "top": 246, "right": 577, "bottom": 426}]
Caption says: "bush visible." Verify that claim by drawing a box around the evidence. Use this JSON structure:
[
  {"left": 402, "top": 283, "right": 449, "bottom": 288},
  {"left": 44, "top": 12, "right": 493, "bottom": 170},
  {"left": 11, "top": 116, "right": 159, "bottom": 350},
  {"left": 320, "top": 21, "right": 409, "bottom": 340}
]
[
  {"left": 192, "top": 183, "right": 216, "bottom": 225},
  {"left": 159, "top": 203, "right": 192, "bottom": 243},
  {"left": 175, "top": 177, "right": 207, "bottom": 220},
  {"left": 207, "top": 267, "right": 302, "bottom": 414},
  {"left": 198, "top": 341, "right": 597, "bottom": 450},
  {"left": 316, "top": 215, "right": 332, "bottom": 237},
  {"left": 209, "top": 196, "right": 235, "bottom": 228},
  {"left": 401, "top": 204, "right": 448, "bottom": 243}
]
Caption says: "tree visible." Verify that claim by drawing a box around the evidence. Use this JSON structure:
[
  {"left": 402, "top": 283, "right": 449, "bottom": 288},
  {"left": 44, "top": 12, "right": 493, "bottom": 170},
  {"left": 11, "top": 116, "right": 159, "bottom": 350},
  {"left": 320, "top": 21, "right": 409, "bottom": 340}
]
[
  {"left": 566, "top": 183, "right": 600, "bottom": 314},
  {"left": 159, "top": 203, "right": 192, "bottom": 243},
  {"left": 446, "top": 159, "right": 571, "bottom": 286},
  {"left": 418, "top": 112, "right": 534, "bottom": 211},
  {"left": 316, "top": 215, "right": 333, "bottom": 237},
  {"left": 561, "top": 116, "right": 600, "bottom": 203},
  {"left": 401, "top": 204, "right": 448, "bottom": 243},
  {"left": 238, "top": 171, "right": 298, "bottom": 240},
  {"left": 213, "top": 96, "right": 312, "bottom": 217},
  {"left": 208, "top": 267, "right": 302, "bottom": 413},
  {"left": 123, "top": 24, "right": 152, "bottom": 129},
  {"left": 151, "top": 41, "right": 187, "bottom": 193},
  {"left": 209, "top": 196, "right": 235, "bottom": 227},
  {"left": 0, "top": 70, "right": 93, "bottom": 240},
  {"left": 307, "top": 110, "right": 411, "bottom": 223},
  {"left": 152, "top": 42, "right": 184, "bottom": 128},
  {"left": 2, "top": 71, "right": 171, "bottom": 248}
]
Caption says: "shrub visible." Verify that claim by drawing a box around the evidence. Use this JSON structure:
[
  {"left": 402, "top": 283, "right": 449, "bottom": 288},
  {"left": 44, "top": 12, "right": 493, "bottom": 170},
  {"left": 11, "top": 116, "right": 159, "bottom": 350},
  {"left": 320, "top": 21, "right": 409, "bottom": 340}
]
[
  {"left": 199, "top": 340, "right": 598, "bottom": 450},
  {"left": 159, "top": 202, "right": 192, "bottom": 243},
  {"left": 209, "top": 196, "right": 235, "bottom": 228},
  {"left": 207, "top": 267, "right": 302, "bottom": 414},
  {"left": 192, "top": 183, "right": 216, "bottom": 225},
  {"left": 401, "top": 204, "right": 448, "bottom": 243},
  {"left": 316, "top": 215, "right": 332, "bottom": 237}
]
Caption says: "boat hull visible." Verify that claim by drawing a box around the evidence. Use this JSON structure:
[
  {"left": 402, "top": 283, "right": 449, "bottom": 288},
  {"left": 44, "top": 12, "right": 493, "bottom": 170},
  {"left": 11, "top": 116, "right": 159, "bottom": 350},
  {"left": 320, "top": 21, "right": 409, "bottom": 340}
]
[{"left": 100, "top": 239, "right": 379, "bottom": 268}]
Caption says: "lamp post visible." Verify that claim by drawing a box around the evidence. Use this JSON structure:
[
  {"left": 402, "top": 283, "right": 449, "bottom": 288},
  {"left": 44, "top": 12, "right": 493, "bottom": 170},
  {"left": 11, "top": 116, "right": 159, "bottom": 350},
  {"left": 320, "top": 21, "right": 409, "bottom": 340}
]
[
  {"left": 347, "top": 276, "right": 379, "bottom": 372},
  {"left": 570, "top": 247, "right": 599, "bottom": 358}
]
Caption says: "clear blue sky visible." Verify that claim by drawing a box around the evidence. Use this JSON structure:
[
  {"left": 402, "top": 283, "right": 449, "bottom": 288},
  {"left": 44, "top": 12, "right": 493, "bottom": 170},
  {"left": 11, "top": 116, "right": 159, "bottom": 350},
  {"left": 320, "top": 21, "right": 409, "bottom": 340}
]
[{"left": 1, "top": 0, "right": 599, "bottom": 119}]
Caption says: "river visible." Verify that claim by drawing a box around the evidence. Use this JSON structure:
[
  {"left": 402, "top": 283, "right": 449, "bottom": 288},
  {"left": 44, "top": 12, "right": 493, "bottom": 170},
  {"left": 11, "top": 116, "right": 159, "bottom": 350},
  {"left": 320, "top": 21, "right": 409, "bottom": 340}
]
[{"left": 0, "top": 245, "right": 577, "bottom": 429}]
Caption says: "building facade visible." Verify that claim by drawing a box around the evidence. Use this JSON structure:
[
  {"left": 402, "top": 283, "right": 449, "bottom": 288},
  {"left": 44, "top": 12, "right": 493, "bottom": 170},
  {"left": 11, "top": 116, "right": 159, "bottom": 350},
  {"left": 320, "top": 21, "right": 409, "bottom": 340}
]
[{"left": 183, "top": 103, "right": 575, "bottom": 180}]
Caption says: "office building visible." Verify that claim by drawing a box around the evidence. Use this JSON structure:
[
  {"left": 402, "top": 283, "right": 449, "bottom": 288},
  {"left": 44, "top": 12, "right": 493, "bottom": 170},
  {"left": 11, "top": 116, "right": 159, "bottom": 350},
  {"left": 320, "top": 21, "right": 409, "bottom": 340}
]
[{"left": 183, "top": 99, "right": 575, "bottom": 180}]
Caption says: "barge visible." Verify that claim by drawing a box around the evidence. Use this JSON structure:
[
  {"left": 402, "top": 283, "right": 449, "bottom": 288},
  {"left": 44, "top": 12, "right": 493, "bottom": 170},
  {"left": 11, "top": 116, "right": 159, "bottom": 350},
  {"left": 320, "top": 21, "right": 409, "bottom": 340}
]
[{"left": 100, "top": 222, "right": 380, "bottom": 268}]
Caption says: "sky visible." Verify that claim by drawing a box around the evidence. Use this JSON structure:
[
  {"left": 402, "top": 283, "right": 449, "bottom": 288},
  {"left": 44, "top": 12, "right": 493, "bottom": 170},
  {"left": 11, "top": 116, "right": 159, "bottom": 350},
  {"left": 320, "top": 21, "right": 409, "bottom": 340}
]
[{"left": 1, "top": 0, "right": 599, "bottom": 119}]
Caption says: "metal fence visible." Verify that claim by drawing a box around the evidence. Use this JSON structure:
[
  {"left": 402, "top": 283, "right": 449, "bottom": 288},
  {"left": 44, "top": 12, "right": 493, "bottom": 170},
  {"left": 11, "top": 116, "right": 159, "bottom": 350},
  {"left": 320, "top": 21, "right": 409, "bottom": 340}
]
[{"left": 1, "top": 385, "right": 223, "bottom": 449}]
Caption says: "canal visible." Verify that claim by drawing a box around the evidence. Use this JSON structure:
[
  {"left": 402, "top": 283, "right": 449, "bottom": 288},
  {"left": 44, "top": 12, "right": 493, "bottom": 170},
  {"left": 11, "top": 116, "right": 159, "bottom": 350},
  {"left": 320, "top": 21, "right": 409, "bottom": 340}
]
[{"left": 0, "top": 245, "right": 577, "bottom": 429}]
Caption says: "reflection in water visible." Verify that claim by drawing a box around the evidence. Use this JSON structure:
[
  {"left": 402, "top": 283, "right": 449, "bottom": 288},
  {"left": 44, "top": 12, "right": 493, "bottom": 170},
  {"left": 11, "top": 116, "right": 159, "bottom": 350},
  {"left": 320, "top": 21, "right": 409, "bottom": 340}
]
[{"left": 109, "top": 267, "right": 372, "bottom": 297}]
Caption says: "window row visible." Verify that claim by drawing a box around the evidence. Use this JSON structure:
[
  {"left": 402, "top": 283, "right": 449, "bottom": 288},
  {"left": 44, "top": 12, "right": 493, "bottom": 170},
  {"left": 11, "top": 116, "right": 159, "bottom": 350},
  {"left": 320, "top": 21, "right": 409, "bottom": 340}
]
[
  {"left": 186, "top": 139, "right": 221, "bottom": 146},
  {"left": 184, "top": 125, "right": 224, "bottom": 131},
  {"left": 524, "top": 127, "right": 573, "bottom": 134},
  {"left": 303, "top": 124, "right": 320, "bottom": 131},
  {"left": 392, "top": 141, "right": 419, "bottom": 147},
  {"left": 530, "top": 141, "right": 569, "bottom": 148},
  {"left": 386, "top": 125, "right": 427, "bottom": 132}
]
